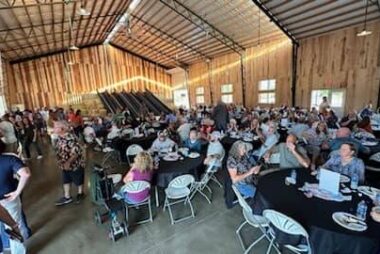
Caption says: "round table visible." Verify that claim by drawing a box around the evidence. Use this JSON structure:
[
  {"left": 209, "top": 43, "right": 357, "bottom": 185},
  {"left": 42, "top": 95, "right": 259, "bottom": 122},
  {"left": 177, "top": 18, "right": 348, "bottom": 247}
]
[
  {"left": 113, "top": 134, "right": 157, "bottom": 162},
  {"left": 252, "top": 168, "right": 380, "bottom": 254},
  {"left": 154, "top": 155, "right": 205, "bottom": 188}
]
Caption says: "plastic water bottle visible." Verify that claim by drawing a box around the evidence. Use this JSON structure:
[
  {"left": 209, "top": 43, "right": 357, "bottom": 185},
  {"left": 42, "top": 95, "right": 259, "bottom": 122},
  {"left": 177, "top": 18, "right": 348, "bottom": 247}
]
[
  {"left": 356, "top": 200, "right": 368, "bottom": 221},
  {"left": 291, "top": 170, "right": 297, "bottom": 183},
  {"left": 350, "top": 174, "right": 359, "bottom": 190},
  {"left": 375, "top": 193, "right": 380, "bottom": 206}
]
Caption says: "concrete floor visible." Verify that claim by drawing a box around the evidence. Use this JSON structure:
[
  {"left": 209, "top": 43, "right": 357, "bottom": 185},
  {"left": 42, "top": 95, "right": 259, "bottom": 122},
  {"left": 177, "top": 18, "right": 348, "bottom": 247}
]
[{"left": 20, "top": 139, "right": 274, "bottom": 254}]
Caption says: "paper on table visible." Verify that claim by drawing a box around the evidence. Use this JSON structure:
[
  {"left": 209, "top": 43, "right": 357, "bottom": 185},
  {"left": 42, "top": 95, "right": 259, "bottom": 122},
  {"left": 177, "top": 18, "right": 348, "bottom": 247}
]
[{"left": 319, "top": 168, "right": 340, "bottom": 195}]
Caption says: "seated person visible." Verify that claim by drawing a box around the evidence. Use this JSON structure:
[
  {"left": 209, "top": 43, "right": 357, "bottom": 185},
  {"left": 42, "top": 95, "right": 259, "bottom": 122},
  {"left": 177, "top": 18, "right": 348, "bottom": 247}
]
[
  {"left": 227, "top": 141, "right": 261, "bottom": 198},
  {"left": 328, "top": 127, "right": 370, "bottom": 154},
  {"left": 322, "top": 143, "right": 365, "bottom": 184},
  {"left": 265, "top": 134, "right": 310, "bottom": 169},
  {"left": 340, "top": 110, "right": 359, "bottom": 130},
  {"left": 357, "top": 116, "right": 373, "bottom": 133},
  {"left": 122, "top": 151, "right": 154, "bottom": 203},
  {"left": 177, "top": 118, "right": 192, "bottom": 143},
  {"left": 183, "top": 128, "right": 201, "bottom": 153},
  {"left": 83, "top": 125, "right": 96, "bottom": 144},
  {"left": 227, "top": 118, "right": 238, "bottom": 133},
  {"left": 253, "top": 122, "right": 278, "bottom": 159},
  {"left": 204, "top": 131, "right": 225, "bottom": 167},
  {"left": 248, "top": 118, "right": 262, "bottom": 137},
  {"left": 150, "top": 129, "right": 176, "bottom": 153},
  {"left": 303, "top": 121, "right": 328, "bottom": 170},
  {"left": 107, "top": 122, "right": 121, "bottom": 140},
  {"left": 289, "top": 117, "right": 309, "bottom": 139}
]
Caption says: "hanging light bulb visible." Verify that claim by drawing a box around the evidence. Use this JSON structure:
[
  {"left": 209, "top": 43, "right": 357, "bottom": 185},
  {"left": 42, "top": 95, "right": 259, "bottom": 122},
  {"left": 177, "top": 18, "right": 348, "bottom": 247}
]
[
  {"left": 357, "top": 0, "right": 372, "bottom": 37},
  {"left": 77, "top": 0, "right": 90, "bottom": 16}
]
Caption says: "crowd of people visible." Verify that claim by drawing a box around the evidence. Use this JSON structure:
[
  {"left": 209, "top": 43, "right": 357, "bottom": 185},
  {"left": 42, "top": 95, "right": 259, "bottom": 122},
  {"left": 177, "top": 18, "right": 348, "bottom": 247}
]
[{"left": 1, "top": 97, "right": 380, "bottom": 253}]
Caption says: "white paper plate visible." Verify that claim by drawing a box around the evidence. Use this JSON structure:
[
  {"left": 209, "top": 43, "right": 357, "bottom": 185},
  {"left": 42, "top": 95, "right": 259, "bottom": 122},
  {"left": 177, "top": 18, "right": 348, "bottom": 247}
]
[
  {"left": 358, "top": 186, "right": 380, "bottom": 199},
  {"left": 362, "top": 141, "right": 378, "bottom": 147},
  {"left": 163, "top": 155, "right": 179, "bottom": 161},
  {"left": 243, "top": 137, "right": 253, "bottom": 142},
  {"left": 373, "top": 206, "right": 380, "bottom": 213},
  {"left": 332, "top": 212, "right": 367, "bottom": 232},
  {"left": 340, "top": 175, "right": 351, "bottom": 183},
  {"left": 188, "top": 152, "right": 200, "bottom": 158},
  {"left": 107, "top": 174, "right": 122, "bottom": 184}
]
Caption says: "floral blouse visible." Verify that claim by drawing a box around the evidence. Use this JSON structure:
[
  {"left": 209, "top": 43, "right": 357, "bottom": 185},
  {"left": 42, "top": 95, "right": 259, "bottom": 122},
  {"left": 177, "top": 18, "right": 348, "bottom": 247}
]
[
  {"left": 56, "top": 133, "right": 85, "bottom": 171},
  {"left": 322, "top": 154, "right": 365, "bottom": 183},
  {"left": 227, "top": 155, "right": 255, "bottom": 184}
]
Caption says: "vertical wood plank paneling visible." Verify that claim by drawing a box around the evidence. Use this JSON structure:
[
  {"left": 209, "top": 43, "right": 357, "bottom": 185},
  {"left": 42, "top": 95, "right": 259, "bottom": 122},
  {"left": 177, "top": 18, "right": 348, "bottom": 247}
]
[
  {"left": 5, "top": 45, "right": 172, "bottom": 109},
  {"left": 188, "top": 38, "right": 292, "bottom": 108},
  {"left": 296, "top": 21, "right": 380, "bottom": 111}
]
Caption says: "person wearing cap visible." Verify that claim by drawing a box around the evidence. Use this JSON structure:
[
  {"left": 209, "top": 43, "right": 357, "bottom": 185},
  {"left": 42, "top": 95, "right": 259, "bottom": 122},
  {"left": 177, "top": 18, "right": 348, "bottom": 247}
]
[
  {"left": 150, "top": 129, "right": 176, "bottom": 153},
  {"left": 204, "top": 131, "right": 225, "bottom": 168}
]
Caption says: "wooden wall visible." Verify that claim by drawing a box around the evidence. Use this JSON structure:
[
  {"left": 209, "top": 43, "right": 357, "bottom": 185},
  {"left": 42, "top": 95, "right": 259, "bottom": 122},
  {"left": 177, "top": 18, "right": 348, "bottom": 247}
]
[
  {"left": 6, "top": 45, "right": 172, "bottom": 109},
  {"left": 296, "top": 21, "right": 380, "bottom": 111},
  {"left": 188, "top": 38, "right": 292, "bottom": 108}
]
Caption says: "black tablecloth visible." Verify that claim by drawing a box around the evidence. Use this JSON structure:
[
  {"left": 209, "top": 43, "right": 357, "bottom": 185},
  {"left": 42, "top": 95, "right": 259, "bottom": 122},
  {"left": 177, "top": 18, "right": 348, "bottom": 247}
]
[
  {"left": 252, "top": 168, "right": 380, "bottom": 254},
  {"left": 154, "top": 155, "right": 205, "bottom": 188},
  {"left": 221, "top": 136, "right": 262, "bottom": 152},
  {"left": 113, "top": 134, "right": 157, "bottom": 162}
]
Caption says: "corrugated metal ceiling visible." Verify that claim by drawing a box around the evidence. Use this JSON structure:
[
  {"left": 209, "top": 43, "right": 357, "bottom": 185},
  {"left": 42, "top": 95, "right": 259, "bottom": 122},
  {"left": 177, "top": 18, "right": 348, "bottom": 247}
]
[{"left": 0, "top": 0, "right": 378, "bottom": 68}]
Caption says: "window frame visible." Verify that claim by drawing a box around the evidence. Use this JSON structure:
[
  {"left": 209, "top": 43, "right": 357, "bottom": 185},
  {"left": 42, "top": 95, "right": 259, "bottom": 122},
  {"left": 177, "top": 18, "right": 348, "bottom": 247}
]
[
  {"left": 258, "top": 79, "right": 276, "bottom": 104},
  {"left": 221, "top": 84, "right": 233, "bottom": 104}
]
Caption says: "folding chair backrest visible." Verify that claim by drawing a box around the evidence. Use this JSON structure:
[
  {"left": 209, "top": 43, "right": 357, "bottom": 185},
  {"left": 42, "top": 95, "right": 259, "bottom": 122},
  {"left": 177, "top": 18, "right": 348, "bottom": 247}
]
[
  {"left": 126, "top": 144, "right": 144, "bottom": 157},
  {"left": 231, "top": 185, "right": 252, "bottom": 214},
  {"left": 126, "top": 144, "right": 144, "bottom": 164},
  {"left": 169, "top": 174, "right": 195, "bottom": 189},
  {"left": 121, "top": 180, "right": 151, "bottom": 194},
  {"left": 263, "top": 209, "right": 308, "bottom": 238}
]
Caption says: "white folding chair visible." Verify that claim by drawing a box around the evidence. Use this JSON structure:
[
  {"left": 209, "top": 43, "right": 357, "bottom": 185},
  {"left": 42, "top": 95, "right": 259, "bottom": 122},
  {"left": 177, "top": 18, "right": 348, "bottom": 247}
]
[
  {"left": 126, "top": 144, "right": 143, "bottom": 165},
  {"left": 209, "top": 153, "right": 225, "bottom": 188},
  {"left": 163, "top": 174, "right": 195, "bottom": 224},
  {"left": 189, "top": 162, "right": 217, "bottom": 204},
  {"left": 263, "top": 209, "right": 312, "bottom": 254},
  {"left": 232, "top": 185, "right": 272, "bottom": 254},
  {"left": 121, "top": 180, "right": 153, "bottom": 225}
]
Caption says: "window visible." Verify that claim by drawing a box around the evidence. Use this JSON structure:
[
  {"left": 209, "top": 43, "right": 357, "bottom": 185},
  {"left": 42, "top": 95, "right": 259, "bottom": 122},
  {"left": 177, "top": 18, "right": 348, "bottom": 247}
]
[
  {"left": 221, "top": 84, "right": 233, "bottom": 103},
  {"left": 310, "top": 89, "right": 346, "bottom": 117},
  {"left": 195, "top": 86, "right": 204, "bottom": 104},
  {"left": 258, "top": 79, "right": 276, "bottom": 104}
]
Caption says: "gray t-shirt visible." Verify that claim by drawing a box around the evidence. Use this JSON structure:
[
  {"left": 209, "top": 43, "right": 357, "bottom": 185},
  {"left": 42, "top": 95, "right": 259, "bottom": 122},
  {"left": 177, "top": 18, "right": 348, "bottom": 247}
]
[{"left": 273, "top": 143, "right": 308, "bottom": 169}]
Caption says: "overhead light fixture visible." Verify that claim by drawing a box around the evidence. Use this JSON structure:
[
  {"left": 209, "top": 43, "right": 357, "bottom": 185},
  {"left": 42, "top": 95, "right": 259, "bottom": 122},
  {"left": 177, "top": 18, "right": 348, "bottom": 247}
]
[
  {"left": 69, "top": 45, "right": 79, "bottom": 50},
  {"left": 78, "top": 7, "right": 90, "bottom": 16},
  {"left": 357, "top": 0, "right": 372, "bottom": 37},
  {"left": 104, "top": 0, "right": 141, "bottom": 44}
]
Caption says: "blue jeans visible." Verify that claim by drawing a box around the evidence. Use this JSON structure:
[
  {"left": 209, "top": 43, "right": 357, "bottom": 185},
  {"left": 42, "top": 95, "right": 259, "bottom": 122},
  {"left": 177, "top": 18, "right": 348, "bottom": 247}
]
[{"left": 235, "top": 182, "right": 256, "bottom": 198}]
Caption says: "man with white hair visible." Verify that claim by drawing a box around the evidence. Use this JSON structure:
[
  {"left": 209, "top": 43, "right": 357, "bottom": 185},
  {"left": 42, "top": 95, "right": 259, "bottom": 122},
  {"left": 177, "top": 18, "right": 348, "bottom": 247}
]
[
  {"left": 54, "top": 121, "right": 86, "bottom": 206},
  {"left": 0, "top": 114, "right": 18, "bottom": 153},
  {"left": 204, "top": 131, "right": 225, "bottom": 168}
]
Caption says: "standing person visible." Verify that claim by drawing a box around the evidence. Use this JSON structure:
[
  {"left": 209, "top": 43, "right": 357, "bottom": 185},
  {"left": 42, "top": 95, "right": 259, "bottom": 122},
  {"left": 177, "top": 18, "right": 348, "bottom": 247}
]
[
  {"left": 0, "top": 140, "right": 31, "bottom": 254},
  {"left": 212, "top": 100, "right": 229, "bottom": 131},
  {"left": 319, "top": 96, "right": 330, "bottom": 116},
  {"left": 21, "top": 117, "right": 43, "bottom": 160},
  {"left": 54, "top": 121, "right": 86, "bottom": 206},
  {"left": 0, "top": 114, "right": 18, "bottom": 153},
  {"left": 71, "top": 110, "right": 84, "bottom": 138}
]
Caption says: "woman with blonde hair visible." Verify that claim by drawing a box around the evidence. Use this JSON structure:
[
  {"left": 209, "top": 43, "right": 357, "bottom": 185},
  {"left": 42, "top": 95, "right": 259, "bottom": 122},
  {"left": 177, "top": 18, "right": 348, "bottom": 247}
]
[{"left": 122, "top": 151, "right": 154, "bottom": 203}]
